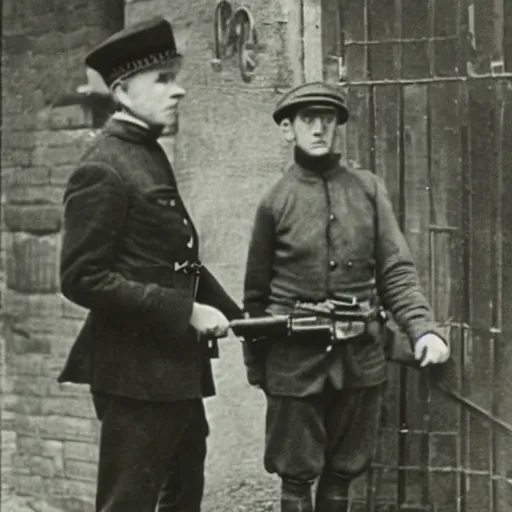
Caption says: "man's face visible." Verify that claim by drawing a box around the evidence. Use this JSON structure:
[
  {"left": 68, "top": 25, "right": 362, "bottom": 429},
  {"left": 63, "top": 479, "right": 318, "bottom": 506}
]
[
  {"left": 291, "top": 105, "right": 338, "bottom": 156},
  {"left": 120, "top": 63, "right": 185, "bottom": 127}
]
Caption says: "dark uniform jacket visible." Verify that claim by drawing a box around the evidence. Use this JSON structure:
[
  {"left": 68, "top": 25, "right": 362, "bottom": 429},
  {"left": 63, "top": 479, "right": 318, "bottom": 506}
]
[
  {"left": 243, "top": 154, "right": 443, "bottom": 396},
  {"left": 58, "top": 116, "right": 242, "bottom": 402}
]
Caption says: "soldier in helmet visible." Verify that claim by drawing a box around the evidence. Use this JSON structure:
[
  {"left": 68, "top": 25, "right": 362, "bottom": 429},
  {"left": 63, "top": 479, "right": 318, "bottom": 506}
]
[
  {"left": 58, "top": 17, "right": 242, "bottom": 512},
  {"left": 242, "top": 82, "right": 450, "bottom": 511}
]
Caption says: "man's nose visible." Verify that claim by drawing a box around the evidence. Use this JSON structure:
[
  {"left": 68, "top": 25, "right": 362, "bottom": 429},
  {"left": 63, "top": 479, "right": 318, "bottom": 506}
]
[
  {"left": 311, "top": 117, "right": 325, "bottom": 133},
  {"left": 169, "top": 84, "right": 186, "bottom": 101}
]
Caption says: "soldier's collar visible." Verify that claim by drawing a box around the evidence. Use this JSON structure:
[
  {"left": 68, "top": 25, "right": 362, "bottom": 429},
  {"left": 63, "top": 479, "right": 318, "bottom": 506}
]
[
  {"left": 104, "top": 111, "right": 164, "bottom": 143},
  {"left": 293, "top": 145, "right": 341, "bottom": 179}
]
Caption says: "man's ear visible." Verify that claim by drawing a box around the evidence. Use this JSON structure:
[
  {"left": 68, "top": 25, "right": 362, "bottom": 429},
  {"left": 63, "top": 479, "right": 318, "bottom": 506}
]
[
  {"left": 111, "top": 81, "right": 132, "bottom": 108},
  {"left": 279, "top": 118, "right": 295, "bottom": 142}
]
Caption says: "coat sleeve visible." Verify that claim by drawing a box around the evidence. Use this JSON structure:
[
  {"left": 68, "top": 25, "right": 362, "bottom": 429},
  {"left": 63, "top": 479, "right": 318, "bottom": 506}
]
[
  {"left": 241, "top": 198, "right": 276, "bottom": 372},
  {"left": 60, "top": 163, "right": 194, "bottom": 338},
  {"left": 195, "top": 266, "right": 243, "bottom": 321},
  {"left": 374, "top": 175, "right": 444, "bottom": 346},
  {"left": 243, "top": 198, "right": 276, "bottom": 318}
]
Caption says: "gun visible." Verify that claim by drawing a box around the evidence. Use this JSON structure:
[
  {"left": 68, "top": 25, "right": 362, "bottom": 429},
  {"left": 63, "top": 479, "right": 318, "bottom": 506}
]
[
  {"left": 230, "top": 297, "right": 382, "bottom": 343},
  {"left": 230, "top": 301, "right": 512, "bottom": 436}
]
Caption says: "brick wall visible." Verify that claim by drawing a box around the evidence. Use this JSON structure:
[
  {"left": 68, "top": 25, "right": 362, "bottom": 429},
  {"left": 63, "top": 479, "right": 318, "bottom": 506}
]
[
  {"left": 1, "top": 1, "right": 123, "bottom": 510},
  {"left": 1, "top": 0, "right": 321, "bottom": 510}
]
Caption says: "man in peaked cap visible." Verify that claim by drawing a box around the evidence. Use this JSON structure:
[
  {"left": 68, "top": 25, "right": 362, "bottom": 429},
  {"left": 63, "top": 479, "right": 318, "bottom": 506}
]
[
  {"left": 241, "top": 82, "right": 450, "bottom": 511},
  {"left": 58, "top": 17, "right": 242, "bottom": 511}
]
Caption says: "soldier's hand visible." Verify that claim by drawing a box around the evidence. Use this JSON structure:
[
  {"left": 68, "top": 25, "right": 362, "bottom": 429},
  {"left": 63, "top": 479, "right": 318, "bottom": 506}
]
[
  {"left": 414, "top": 333, "right": 450, "bottom": 367},
  {"left": 190, "top": 303, "right": 229, "bottom": 338}
]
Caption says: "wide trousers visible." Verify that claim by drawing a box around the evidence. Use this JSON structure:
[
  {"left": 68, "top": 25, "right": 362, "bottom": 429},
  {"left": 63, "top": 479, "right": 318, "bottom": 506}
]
[
  {"left": 264, "top": 383, "right": 384, "bottom": 483},
  {"left": 92, "top": 393, "right": 209, "bottom": 512}
]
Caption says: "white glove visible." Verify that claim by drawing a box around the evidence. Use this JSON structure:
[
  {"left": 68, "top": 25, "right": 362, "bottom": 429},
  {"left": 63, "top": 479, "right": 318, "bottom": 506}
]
[
  {"left": 190, "top": 303, "right": 229, "bottom": 338},
  {"left": 414, "top": 333, "right": 450, "bottom": 367}
]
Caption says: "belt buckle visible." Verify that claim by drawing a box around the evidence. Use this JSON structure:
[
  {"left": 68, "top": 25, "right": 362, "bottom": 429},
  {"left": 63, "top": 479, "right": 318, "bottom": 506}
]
[
  {"left": 174, "top": 260, "right": 202, "bottom": 276},
  {"left": 188, "top": 260, "right": 203, "bottom": 276}
]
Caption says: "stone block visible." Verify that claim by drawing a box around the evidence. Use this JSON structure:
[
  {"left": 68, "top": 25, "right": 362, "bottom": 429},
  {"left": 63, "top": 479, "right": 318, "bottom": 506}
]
[
  {"left": 42, "top": 397, "right": 96, "bottom": 419},
  {"left": 32, "top": 145, "right": 84, "bottom": 168},
  {"left": 14, "top": 474, "right": 45, "bottom": 496},
  {"left": 6, "top": 184, "right": 64, "bottom": 205},
  {"left": 50, "top": 105, "right": 93, "bottom": 130},
  {"left": 2, "top": 430, "right": 17, "bottom": 470},
  {"left": 50, "top": 165, "right": 75, "bottom": 186},
  {"left": 4, "top": 290, "right": 63, "bottom": 319},
  {"left": 14, "top": 454, "right": 64, "bottom": 478},
  {"left": 5, "top": 394, "right": 43, "bottom": 415},
  {"left": 4, "top": 204, "right": 63, "bottom": 234},
  {"left": 46, "top": 477, "right": 96, "bottom": 500},
  {"left": 13, "top": 376, "right": 55, "bottom": 397},
  {"left": 65, "top": 460, "right": 98, "bottom": 483},
  {"left": 64, "top": 441, "right": 99, "bottom": 464},
  {"left": 6, "top": 233, "right": 60, "bottom": 293},
  {"left": 1, "top": 149, "right": 32, "bottom": 168},
  {"left": 4, "top": 167, "right": 51, "bottom": 188},
  {"left": 40, "top": 415, "right": 98, "bottom": 444},
  {"left": 35, "top": 129, "right": 94, "bottom": 148},
  {"left": 2, "top": 411, "right": 16, "bottom": 431},
  {"left": 12, "top": 354, "right": 60, "bottom": 376},
  {"left": 11, "top": 332, "right": 52, "bottom": 355},
  {"left": 53, "top": 497, "right": 94, "bottom": 512}
]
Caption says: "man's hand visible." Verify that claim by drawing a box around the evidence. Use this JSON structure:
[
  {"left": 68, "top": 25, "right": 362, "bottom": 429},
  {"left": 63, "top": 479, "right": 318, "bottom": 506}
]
[
  {"left": 190, "top": 302, "right": 229, "bottom": 338},
  {"left": 414, "top": 333, "right": 450, "bottom": 367}
]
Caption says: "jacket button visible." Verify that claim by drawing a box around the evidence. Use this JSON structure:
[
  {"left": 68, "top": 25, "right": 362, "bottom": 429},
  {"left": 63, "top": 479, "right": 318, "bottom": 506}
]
[
  {"left": 346, "top": 260, "right": 353, "bottom": 268},
  {"left": 329, "top": 213, "right": 335, "bottom": 222},
  {"left": 183, "top": 218, "right": 188, "bottom": 226},
  {"left": 329, "top": 260, "right": 337, "bottom": 270},
  {"left": 169, "top": 199, "right": 176, "bottom": 207}
]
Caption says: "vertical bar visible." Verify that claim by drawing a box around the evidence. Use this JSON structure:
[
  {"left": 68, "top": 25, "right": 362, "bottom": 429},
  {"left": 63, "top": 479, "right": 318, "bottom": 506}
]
[
  {"left": 455, "top": 2, "right": 468, "bottom": 511},
  {"left": 394, "top": 0, "right": 409, "bottom": 508},
  {"left": 489, "top": 76, "right": 504, "bottom": 512},
  {"left": 363, "top": 0, "right": 377, "bottom": 507},
  {"left": 418, "top": 1, "right": 436, "bottom": 508},
  {"left": 459, "top": 113, "right": 471, "bottom": 512}
]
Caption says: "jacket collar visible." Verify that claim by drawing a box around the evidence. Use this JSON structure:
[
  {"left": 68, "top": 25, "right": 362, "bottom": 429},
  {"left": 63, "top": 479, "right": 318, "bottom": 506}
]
[{"left": 103, "top": 111, "right": 164, "bottom": 144}]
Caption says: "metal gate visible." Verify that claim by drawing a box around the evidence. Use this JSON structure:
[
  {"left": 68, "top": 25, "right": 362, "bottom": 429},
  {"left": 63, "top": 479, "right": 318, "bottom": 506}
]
[{"left": 321, "top": 0, "right": 512, "bottom": 510}]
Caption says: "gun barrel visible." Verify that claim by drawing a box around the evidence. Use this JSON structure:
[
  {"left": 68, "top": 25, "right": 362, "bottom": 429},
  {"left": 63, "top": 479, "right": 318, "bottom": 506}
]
[{"left": 230, "top": 316, "right": 289, "bottom": 338}]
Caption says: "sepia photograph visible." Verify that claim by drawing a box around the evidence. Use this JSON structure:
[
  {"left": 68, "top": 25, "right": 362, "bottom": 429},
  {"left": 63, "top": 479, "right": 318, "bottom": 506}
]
[{"left": 1, "top": 0, "right": 512, "bottom": 510}]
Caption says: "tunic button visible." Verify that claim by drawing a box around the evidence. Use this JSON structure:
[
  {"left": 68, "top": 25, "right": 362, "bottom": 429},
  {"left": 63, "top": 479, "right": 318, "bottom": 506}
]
[
  {"left": 329, "top": 260, "right": 337, "bottom": 270},
  {"left": 346, "top": 260, "right": 353, "bottom": 268},
  {"left": 183, "top": 218, "right": 188, "bottom": 226},
  {"left": 326, "top": 344, "right": 333, "bottom": 353},
  {"left": 329, "top": 213, "right": 335, "bottom": 222},
  {"left": 169, "top": 199, "right": 176, "bottom": 207}
]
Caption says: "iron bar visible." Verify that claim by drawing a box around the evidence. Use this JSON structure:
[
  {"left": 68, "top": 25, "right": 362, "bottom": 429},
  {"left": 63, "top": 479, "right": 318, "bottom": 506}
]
[
  {"left": 341, "top": 72, "right": 512, "bottom": 86},
  {"left": 343, "top": 35, "right": 459, "bottom": 45},
  {"left": 396, "top": 0, "right": 408, "bottom": 504}
]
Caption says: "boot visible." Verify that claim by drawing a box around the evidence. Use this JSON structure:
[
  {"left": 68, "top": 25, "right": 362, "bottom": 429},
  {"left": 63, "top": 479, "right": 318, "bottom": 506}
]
[
  {"left": 280, "top": 478, "right": 314, "bottom": 512},
  {"left": 314, "top": 472, "right": 351, "bottom": 512}
]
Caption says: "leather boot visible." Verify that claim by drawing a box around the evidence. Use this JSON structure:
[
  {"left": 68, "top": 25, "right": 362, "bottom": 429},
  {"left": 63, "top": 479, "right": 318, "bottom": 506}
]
[
  {"left": 280, "top": 478, "right": 314, "bottom": 512},
  {"left": 314, "top": 472, "right": 351, "bottom": 512}
]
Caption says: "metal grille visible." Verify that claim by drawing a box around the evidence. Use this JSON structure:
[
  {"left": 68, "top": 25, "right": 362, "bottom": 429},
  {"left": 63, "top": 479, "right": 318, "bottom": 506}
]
[{"left": 321, "top": 0, "right": 512, "bottom": 510}]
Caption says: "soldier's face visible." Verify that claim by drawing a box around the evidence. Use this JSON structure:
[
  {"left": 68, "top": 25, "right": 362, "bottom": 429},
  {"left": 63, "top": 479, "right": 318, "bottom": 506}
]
[
  {"left": 120, "top": 63, "right": 186, "bottom": 127},
  {"left": 291, "top": 106, "right": 338, "bottom": 156}
]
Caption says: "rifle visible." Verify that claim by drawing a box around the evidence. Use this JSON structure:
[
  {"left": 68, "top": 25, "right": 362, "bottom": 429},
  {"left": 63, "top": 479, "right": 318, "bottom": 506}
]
[
  {"left": 229, "top": 299, "right": 512, "bottom": 437},
  {"left": 230, "top": 296, "right": 381, "bottom": 344}
]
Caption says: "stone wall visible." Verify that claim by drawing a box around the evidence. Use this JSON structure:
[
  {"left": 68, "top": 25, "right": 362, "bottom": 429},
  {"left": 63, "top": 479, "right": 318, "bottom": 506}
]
[
  {"left": 1, "top": 0, "right": 322, "bottom": 510},
  {"left": 1, "top": 1, "right": 124, "bottom": 510}
]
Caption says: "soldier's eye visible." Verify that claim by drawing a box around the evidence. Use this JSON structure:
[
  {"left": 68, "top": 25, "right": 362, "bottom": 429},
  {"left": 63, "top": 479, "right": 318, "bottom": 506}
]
[{"left": 156, "top": 72, "right": 176, "bottom": 83}]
